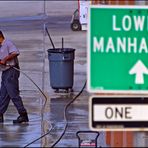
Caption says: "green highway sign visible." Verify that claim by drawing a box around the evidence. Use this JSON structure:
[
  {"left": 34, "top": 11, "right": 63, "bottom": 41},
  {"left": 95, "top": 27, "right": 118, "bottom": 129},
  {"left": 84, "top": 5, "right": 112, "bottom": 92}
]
[{"left": 88, "top": 6, "right": 148, "bottom": 93}]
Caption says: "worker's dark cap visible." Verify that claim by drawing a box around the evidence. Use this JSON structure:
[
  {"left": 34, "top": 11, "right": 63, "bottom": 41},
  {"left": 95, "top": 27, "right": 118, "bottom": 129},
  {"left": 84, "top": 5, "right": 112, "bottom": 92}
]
[{"left": 0, "top": 31, "right": 4, "bottom": 37}]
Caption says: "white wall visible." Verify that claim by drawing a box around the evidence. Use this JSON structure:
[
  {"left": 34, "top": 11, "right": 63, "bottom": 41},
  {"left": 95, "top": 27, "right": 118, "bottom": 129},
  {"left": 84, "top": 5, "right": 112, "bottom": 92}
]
[
  {"left": 135, "top": 0, "right": 146, "bottom": 5},
  {"left": 0, "top": 1, "right": 44, "bottom": 18},
  {"left": 0, "top": 1, "right": 77, "bottom": 18}
]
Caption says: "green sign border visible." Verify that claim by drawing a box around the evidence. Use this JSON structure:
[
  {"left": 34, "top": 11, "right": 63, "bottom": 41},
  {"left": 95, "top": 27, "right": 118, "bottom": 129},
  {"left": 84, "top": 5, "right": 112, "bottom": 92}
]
[{"left": 88, "top": 5, "right": 148, "bottom": 94}]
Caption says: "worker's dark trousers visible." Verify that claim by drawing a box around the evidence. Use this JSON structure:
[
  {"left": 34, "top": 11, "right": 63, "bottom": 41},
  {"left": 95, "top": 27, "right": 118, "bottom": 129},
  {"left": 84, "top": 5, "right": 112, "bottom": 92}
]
[{"left": 0, "top": 66, "right": 27, "bottom": 114}]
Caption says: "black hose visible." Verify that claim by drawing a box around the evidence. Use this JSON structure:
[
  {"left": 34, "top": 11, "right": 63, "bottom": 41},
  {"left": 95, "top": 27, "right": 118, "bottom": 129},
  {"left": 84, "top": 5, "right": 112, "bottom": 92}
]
[
  {"left": 51, "top": 81, "right": 87, "bottom": 147},
  {"left": 6, "top": 63, "right": 87, "bottom": 147},
  {"left": 24, "top": 80, "right": 87, "bottom": 147},
  {"left": 9, "top": 65, "right": 53, "bottom": 147},
  {"left": 12, "top": 66, "right": 48, "bottom": 115},
  {"left": 24, "top": 125, "right": 53, "bottom": 147}
]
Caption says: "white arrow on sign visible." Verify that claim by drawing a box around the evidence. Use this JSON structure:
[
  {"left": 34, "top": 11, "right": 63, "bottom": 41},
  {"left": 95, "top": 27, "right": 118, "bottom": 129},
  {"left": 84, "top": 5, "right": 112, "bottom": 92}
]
[{"left": 129, "top": 60, "right": 148, "bottom": 84}]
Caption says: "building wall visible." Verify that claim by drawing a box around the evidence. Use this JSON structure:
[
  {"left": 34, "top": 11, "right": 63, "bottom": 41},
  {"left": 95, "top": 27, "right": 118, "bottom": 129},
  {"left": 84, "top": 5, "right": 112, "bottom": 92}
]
[
  {"left": 91, "top": 0, "right": 148, "bottom": 5},
  {"left": 91, "top": 0, "right": 135, "bottom": 5}
]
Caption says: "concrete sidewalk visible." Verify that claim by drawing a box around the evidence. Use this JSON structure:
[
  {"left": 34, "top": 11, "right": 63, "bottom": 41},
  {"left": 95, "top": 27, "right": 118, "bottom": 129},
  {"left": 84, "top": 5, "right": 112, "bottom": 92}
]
[{"left": 0, "top": 1, "right": 107, "bottom": 147}]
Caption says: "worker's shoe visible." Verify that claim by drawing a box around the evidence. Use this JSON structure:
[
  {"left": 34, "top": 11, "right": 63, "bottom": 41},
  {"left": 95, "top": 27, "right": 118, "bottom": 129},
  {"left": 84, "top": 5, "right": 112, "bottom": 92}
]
[
  {"left": 0, "top": 114, "right": 4, "bottom": 123},
  {"left": 13, "top": 112, "right": 29, "bottom": 124}
]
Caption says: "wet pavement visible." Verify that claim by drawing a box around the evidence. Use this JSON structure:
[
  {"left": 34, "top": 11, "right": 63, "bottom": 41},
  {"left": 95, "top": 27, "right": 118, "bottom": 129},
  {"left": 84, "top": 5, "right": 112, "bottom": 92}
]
[{"left": 0, "top": 1, "right": 104, "bottom": 147}]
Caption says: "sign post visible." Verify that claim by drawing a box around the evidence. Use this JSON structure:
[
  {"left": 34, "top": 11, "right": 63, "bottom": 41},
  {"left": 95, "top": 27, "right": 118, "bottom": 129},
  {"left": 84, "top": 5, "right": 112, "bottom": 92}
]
[{"left": 88, "top": 6, "right": 148, "bottom": 93}]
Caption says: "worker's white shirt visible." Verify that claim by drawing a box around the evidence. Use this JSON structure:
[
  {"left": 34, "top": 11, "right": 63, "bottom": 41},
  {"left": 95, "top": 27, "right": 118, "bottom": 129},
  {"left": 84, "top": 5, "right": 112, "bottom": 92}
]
[{"left": 0, "top": 39, "right": 19, "bottom": 71}]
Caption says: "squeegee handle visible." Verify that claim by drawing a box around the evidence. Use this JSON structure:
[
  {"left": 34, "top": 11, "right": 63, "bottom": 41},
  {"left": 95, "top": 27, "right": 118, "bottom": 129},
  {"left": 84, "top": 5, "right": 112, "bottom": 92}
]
[{"left": 45, "top": 27, "right": 55, "bottom": 49}]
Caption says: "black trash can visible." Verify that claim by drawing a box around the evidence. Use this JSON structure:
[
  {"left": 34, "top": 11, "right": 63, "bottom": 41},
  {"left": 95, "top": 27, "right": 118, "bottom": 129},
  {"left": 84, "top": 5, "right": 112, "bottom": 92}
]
[{"left": 47, "top": 48, "right": 75, "bottom": 93}]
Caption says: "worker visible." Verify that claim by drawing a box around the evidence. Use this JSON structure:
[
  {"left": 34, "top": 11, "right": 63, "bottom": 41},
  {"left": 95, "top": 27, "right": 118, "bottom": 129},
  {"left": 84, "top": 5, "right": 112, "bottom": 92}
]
[{"left": 0, "top": 30, "right": 29, "bottom": 124}]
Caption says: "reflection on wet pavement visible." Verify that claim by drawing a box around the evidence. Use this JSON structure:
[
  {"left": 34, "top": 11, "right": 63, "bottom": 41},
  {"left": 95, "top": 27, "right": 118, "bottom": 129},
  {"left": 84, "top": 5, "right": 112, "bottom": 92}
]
[
  {"left": 0, "top": 95, "right": 43, "bottom": 147},
  {"left": 0, "top": 119, "right": 41, "bottom": 147},
  {"left": 0, "top": 78, "right": 94, "bottom": 147}
]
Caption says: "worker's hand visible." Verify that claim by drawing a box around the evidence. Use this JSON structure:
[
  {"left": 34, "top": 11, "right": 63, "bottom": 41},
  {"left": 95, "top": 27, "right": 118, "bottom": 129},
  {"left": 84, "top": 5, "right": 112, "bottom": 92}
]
[{"left": 0, "top": 59, "right": 6, "bottom": 65}]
